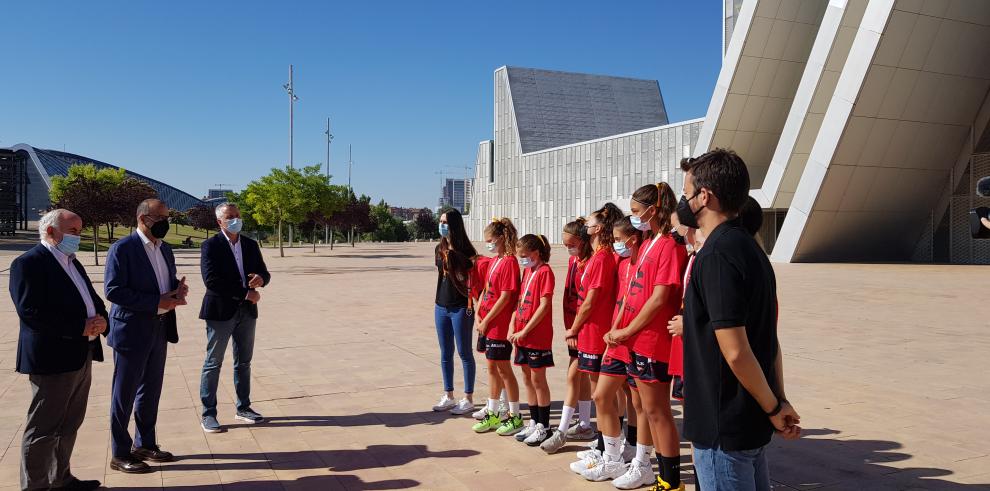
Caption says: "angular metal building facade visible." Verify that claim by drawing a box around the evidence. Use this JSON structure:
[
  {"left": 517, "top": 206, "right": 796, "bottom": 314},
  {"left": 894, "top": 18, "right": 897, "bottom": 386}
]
[{"left": 468, "top": 66, "right": 702, "bottom": 243}]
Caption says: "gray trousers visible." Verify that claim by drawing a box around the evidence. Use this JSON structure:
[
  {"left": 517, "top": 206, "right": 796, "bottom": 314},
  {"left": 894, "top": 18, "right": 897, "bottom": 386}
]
[{"left": 21, "top": 353, "right": 92, "bottom": 491}]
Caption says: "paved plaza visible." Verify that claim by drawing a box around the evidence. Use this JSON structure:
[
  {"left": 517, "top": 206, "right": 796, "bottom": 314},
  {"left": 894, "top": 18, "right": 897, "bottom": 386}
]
[{"left": 0, "top": 241, "right": 988, "bottom": 490}]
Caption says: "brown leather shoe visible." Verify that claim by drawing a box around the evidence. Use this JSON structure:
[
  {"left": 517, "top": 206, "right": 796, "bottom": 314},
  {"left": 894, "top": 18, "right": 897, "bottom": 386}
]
[
  {"left": 131, "top": 445, "right": 175, "bottom": 462},
  {"left": 110, "top": 456, "right": 151, "bottom": 473}
]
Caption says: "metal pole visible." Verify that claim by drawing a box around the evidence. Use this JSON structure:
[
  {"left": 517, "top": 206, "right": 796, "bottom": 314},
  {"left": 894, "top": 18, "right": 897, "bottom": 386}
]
[
  {"left": 348, "top": 145, "right": 353, "bottom": 246},
  {"left": 289, "top": 64, "right": 294, "bottom": 169},
  {"left": 325, "top": 117, "right": 332, "bottom": 246}
]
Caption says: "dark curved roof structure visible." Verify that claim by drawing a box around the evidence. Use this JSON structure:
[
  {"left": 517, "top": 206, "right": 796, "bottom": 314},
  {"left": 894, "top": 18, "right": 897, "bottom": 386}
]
[{"left": 10, "top": 144, "right": 203, "bottom": 211}]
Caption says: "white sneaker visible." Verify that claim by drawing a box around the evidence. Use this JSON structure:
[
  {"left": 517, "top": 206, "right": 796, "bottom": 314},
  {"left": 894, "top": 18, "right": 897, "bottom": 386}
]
[
  {"left": 432, "top": 394, "right": 457, "bottom": 412},
  {"left": 621, "top": 442, "right": 636, "bottom": 463},
  {"left": 576, "top": 447, "right": 602, "bottom": 460},
  {"left": 569, "top": 451, "right": 602, "bottom": 474},
  {"left": 472, "top": 406, "right": 488, "bottom": 420},
  {"left": 524, "top": 423, "right": 547, "bottom": 446},
  {"left": 581, "top": 454, "right": 627, "bottom": 482},
  {"left": 612, "top": 459, "right": 655, "bottom": 489},
  {"left": 449, "top": 398, "right": 474, "bottom": 415},
  {"left": 515, "top": 420, "right": 536, "bottom": 442}
]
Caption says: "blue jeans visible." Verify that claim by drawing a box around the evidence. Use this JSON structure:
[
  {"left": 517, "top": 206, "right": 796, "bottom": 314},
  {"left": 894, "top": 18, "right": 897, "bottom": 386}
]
[
  {"left": 434, "top": 305, "right": 475, "bottom": 394},
  {"left": 200, "top": 305, "right": 257, "bottom": 418},
  {"left": 694, "top": 444, "right": 770, "bottom": 491}
]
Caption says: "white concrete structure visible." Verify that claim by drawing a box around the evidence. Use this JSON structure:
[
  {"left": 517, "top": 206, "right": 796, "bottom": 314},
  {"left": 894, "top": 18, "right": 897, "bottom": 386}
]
[{"left": 696, "top": 0, "right": 990, "bottom": 263}]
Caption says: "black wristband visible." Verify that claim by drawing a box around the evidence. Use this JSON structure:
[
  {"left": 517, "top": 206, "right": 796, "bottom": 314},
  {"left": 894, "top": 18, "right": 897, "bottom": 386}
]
[{"left": 767, "top": 399, "right": 783, "bottom": 417}]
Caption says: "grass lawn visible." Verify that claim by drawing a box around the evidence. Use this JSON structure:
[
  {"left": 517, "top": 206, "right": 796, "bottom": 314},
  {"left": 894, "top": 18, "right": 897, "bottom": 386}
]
[{"left": 78, "top": 224, "right": 214, "bottom": 252}]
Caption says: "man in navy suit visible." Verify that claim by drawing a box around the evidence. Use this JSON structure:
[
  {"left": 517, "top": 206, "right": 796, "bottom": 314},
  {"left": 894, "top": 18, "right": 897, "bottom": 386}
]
[
  {"left": 9, "top": 209, "right": 106, "bottom": 491},
  {"left": 199, "top": 202, "right": 271, "bottom": 433},
  {"left": 104, "top": 199, "right": 189, "bottom": 473}
]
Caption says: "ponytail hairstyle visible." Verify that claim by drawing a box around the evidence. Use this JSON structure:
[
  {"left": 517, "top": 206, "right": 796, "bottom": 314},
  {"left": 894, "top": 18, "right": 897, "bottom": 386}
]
[
  {"left": 613, "top": 215, "right": 643, "bottom": 247},
  {"left": 518, "top": 234, "right": 551, "bottom": 263},
  {"left": 590, "top": 202, "right": 624, "bottom": 249},
  {"left": 484, "top": 217, "right": 518, "bottom": 256},
  {"left": 631, "top": 182, "right": 677, "bottom": 237},
  {"left": 562, "top": 217, "right": 592, "bottom": 261}
]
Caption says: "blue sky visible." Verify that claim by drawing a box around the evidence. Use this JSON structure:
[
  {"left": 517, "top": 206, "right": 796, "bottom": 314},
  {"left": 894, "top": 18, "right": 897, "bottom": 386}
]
[{"left": 0, "top": 1, "right": 723, "bottom": 209}]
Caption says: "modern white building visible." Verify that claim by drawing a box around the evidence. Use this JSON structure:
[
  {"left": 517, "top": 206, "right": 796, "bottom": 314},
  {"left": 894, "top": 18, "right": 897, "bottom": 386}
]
[
  {"left": 696, "top": 0, "right": 990, "bottom": 263},
  {"left": 470, "top": 0, "right": 990, "bottom": 264},
  {"left": 468, "top": 66, "right": 702, "bottom": 243}
]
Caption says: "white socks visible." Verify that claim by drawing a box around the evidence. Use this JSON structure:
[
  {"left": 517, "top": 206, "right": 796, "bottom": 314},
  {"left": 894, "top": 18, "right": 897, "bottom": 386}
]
[
  {"left": 578, "top": 400, "right": 592, "bottom": 428},
  {"left": 508, "top": 401, "right": 521, "bottom": 416},
  {"left": 559, "top": 405, "right": 576, "bottom": 432},
  {"left": 635, "top": 444, "right": 654, "bottom": 464},
  {"left": 487, "top": 398, "right": 499, "bottom": 412},
  {"left": 603, "top": 435, "right": 623, "bottom": 460},
  {"left": 500, "top": 389, "right": 507, "bottom": 403}
]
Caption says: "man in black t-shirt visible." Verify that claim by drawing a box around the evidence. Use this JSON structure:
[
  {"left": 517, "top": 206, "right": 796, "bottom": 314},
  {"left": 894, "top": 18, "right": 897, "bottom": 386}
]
[{"left": 678, "top": 150, "right": 800, "bottom": 491}]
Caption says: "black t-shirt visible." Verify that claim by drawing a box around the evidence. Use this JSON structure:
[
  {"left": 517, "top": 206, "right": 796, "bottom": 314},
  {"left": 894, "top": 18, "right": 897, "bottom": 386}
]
[
  {"left": 682, "top": 219, "right": 779, "bottom": 451},
  {"left": 435, "top": 249, "right": 472, "bottom": 308}
]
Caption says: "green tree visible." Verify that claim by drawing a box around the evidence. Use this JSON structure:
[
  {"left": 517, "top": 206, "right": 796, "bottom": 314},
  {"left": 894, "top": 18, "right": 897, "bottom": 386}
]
[
  {"left": 244, "top": 165, "right": 318, "bottom": 257},
  {"left": 49, "top": 164, "right": 131, "bottom": 264},
  {"left": 414, "top": 208, "right": 438, "bottom": 240},
  {"left": 297, "top": 168, "right": 348, "bottom": 252},
  {"left": 369, "top": 199, "right": 410, "bottom": 242}
]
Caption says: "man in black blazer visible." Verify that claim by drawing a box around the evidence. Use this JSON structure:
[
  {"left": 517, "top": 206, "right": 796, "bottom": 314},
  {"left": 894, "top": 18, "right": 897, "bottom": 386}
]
[
  {"left": 104, "top": 199, "right": 189, "bottom": 473},
  {"left": 9, "top": 209, "right": 106, "bottom": 491},
  {"left": 198, "top": 202, "right": 271, "bottom": 433}
]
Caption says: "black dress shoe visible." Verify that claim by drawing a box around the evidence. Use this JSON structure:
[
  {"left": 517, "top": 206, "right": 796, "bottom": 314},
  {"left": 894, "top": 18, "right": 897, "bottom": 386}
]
[
  {"left": 131, "top": 445, "right": 175, "bottom": 462},
  {"left": 110, "top": 456, "right": 151, "bottom": 473},
  {"left": 53, "top": 478, "right": 102, "bottom": 491}
]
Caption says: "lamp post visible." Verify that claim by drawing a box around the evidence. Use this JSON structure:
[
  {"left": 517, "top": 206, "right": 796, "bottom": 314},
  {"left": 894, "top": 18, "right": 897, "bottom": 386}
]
[
  {"left": 332, "top": 118, "right": 333, "bottom": 250},
  {"left": 283, "top": 65, "right": 299, "bottom": 247}
]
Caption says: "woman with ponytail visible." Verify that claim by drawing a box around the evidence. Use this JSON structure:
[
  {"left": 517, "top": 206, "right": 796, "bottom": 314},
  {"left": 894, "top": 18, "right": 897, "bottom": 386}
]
[
  {"left": 472, "top": 218, "right": 525, "bottom": 436},
  {"left": 582, "top": 183, "right": 688, "bottom": 491}
]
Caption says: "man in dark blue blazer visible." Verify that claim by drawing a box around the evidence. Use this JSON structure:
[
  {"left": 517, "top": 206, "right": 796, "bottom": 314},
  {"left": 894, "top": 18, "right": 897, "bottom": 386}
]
[
  {"left": 104, "top": 199, "right": 189, "bottom": 474},
  {"left": 9, "top": 209, "right": 105, "bottom": 491},
  {"left": 198, "top": 203, "right": 271, "bottom": 433}
]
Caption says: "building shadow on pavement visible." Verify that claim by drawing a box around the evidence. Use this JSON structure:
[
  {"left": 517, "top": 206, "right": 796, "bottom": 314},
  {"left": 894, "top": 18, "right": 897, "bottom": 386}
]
[
  {"left": 767, "top": 428, "right": 989, "bottom": 489},
  {"left": 112, "top": 474, "right": 419, "bottom": 490},
  {"left": 164, "top": 444, "right": 479, "bottom": 474}
]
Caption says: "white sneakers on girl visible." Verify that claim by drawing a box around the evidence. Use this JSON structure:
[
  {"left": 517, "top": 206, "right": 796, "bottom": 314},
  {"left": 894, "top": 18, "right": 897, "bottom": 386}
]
[{"left": 432, "top": 394, "right": 457, "bottom": 412}]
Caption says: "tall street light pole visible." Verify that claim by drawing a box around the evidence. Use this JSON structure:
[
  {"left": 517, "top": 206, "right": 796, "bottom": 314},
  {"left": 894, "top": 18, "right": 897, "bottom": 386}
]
[
  {"left": 332, "top": 118, "right": 333, "bottom": 250},
  {"left": 283, "top": 65, "right": 299, "bottom": 246},
  {"left": 348, "top": 144, "right": 354, "bottom": 247}
]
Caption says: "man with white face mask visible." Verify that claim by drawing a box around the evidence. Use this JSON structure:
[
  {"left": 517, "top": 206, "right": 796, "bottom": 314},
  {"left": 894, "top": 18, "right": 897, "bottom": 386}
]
[
  {"left": 198, "top": 202, "right": 271, "bottom": 433},
  {"left": 9, "top": 209, "right": 107, "bottom": 491}
]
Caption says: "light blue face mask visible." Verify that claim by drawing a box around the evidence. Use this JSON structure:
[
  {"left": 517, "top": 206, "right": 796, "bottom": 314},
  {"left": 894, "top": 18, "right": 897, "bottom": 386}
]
[
  {"left": 630, "top": 207, "right": 653, "bottom": 231},
  {"left": 57, "top": 233, "right": 81, "bottom": 255},
  {"left": 519, "top": 257, "right": 532, "bottom": 268},
  {"left": 613, "top": 240, "right": 631, "bottom": 258},
  {"left": 485, "top": 242, "right": 497, "bottom": 253},
  {"left": 439, "top": 223, "right": 449, "bottom": 237},
  {"left": 225, "top": 218, "right": 243, "bottom": 234}
]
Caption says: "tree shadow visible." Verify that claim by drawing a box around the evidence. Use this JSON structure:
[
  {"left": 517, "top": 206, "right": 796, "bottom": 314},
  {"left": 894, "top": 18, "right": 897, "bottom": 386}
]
[
  {"left": 223, "top": 412, "right": 448, "bottom": 430},
  {"left": 165, "top": 444, "right": 478, "bottom": 474},
  {"left": 112, "top": 474, "right": 418, "bottom": 490}
]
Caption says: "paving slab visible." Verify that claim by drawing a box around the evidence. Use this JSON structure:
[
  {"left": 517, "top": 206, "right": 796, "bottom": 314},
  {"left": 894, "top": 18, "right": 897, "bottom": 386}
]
[{"left": 0, "top": 241, "right": 987, "bottom": 490}]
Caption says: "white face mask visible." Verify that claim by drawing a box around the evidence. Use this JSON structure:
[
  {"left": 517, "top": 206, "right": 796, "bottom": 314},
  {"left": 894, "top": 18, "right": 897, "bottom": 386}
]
[
  {"left": 485, "top": 242, "right": 497, "bottom": 253},
  {"left": 567, "top": 247, "right": 579, "bottom": 256}
]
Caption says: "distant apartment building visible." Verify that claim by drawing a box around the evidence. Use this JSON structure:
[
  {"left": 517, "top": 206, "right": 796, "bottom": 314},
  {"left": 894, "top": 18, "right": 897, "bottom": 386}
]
[{"left": 439, "top": 178, "right": 472, "bottom": 213}]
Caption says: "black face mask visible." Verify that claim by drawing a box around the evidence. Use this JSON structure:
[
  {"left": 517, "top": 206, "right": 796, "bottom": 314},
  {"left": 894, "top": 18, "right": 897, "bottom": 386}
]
[
  {"left": 671, "top": 230, "right": 686, "bottom": 245},
  {"left": 676, "top": 192, "right": 703, "bottom": 230},
  {"left": 147, "top": 218, "right": 170, "bottom": 239}
]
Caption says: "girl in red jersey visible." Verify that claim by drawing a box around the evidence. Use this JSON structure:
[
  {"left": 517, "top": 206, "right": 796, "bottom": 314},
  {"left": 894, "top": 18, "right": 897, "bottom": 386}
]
[
  {"left": 472, "top": 218, "right": 525, "bottom": 436},
  {"left": 584, "top": 183, "right": 687, "bottom": 491},
  {"left": 554, "top": 218, "right": 595, "bottom": 443},
  {"left": 544, "top": 204, "right": 621, "bottom": 454},
  {"left": 507, "top": 234, "right": 556, "bottom": 446}
]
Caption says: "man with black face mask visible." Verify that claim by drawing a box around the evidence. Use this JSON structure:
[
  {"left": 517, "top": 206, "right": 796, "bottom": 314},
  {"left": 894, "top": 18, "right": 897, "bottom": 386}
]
[{"left": 104, "top": 199, "right": 189, "bottom": 474}]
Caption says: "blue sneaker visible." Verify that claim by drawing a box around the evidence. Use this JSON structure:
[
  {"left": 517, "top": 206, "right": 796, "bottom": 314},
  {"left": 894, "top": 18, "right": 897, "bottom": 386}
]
[
  {"left": 235, "top": 408, "right": 265, "bottom": 424},
  {"left": 201, "top": 415, "right": 222, "bottom": 433}
]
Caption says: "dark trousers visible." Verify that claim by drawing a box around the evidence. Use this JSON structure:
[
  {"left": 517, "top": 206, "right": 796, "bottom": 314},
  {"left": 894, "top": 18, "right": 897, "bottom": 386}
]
[
  {"left": 21, "top": 352, "right": 92, "bottom": 491},
  {"left": 110, "top": 319, "right": 168, "bottom": 458}
]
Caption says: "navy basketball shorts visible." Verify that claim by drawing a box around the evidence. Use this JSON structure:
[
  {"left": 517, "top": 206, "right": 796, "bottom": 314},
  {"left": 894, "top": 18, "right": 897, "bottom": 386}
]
[
  {"left": 513, "top": 347, "right": 555, "bottom": 369},
  {"left": 485, "top": 338, "right": 513, "bottom": 361},
  {"left": 577, "top": 351, "right": 603, "bottom": 374},
  {"left": 628, "top": 351, "right": 673, "bottom": 384}
]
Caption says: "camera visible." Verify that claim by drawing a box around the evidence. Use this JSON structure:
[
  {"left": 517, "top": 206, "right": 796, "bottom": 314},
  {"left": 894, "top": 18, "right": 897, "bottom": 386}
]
[{"left": 971, "top": 176, "right": 990, "bottom": 239}]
